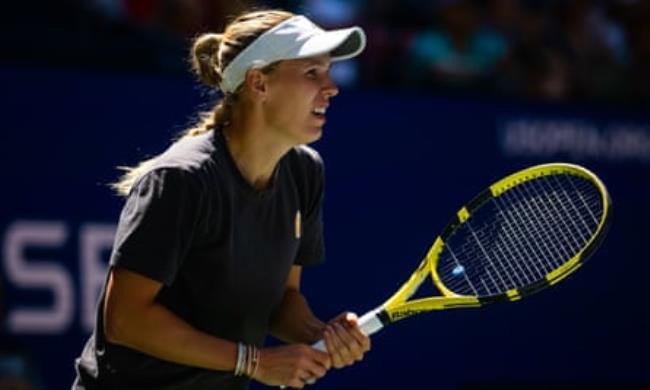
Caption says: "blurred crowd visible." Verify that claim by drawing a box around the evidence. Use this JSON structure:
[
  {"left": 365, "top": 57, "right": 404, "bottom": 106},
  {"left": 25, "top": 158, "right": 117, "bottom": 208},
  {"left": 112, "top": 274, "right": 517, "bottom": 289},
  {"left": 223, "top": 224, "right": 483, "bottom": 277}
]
[{"left": 2, "top": 0, "right": 649, "bottom": 103}]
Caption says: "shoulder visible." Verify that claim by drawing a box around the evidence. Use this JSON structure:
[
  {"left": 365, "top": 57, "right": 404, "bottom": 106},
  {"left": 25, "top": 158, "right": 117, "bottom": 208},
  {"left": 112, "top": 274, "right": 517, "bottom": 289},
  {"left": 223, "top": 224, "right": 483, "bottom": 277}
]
[
  {"left": 286, "top": 144, "right": 324, "bottom": 175},
  {"left": 135, "top": 132, "right": 220, "bottom": 193},
  {"left": 156, "top": 131, "right": 217, "bottom": 172},
  {"left": 284, "top": 145, "right": 324, "bottom": 208},
  {"left": 129, "top": 166, "right": 203, "bottom": 202}
]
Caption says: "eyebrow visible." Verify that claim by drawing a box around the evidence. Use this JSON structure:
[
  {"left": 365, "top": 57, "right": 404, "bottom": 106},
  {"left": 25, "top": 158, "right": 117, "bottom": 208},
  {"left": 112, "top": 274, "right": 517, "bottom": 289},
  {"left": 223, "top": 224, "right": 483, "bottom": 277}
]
[
  {"left": 301, "top": 57, "right": 332, "bottom": 68},
  {"left": 280, "top": 57, "right": 332, "bottom": 72}
]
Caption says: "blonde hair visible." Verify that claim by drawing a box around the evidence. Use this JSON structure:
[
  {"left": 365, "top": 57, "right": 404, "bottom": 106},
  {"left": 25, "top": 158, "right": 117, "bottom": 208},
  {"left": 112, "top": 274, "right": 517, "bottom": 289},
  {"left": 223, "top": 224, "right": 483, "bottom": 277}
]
[{"left": 112, "top": 9, "right": 294, "bottom": 196}]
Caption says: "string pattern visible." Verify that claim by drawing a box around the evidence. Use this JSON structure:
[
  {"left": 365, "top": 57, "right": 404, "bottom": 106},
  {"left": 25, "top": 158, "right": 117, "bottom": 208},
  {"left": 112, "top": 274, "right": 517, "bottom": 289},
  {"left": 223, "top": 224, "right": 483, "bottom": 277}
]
[{"left": 437, "top": 174, "right": 603, "bottom": 297}]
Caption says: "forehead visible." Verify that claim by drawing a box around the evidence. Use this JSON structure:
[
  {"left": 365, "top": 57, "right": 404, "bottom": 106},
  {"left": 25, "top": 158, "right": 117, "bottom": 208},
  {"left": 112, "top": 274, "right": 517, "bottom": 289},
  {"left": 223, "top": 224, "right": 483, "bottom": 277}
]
[{"left": 277, "top": 55, "right": 332, "bottom": 70}]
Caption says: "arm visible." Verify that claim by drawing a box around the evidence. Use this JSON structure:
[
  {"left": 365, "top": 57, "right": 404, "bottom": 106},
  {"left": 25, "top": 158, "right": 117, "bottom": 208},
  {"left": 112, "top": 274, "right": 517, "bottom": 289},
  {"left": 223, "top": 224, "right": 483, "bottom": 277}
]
[
  {"left": 103, "top": 266, "right": 237, "bottom": 371},
  {"left": 269, "top": 265, "right": 372, "bottom": 369},
  {"left": 269, "top": 265, "right": 326, "bottom": 344},
  {"left": 105, "top": 266, "right": 330, "bottom": 388}
]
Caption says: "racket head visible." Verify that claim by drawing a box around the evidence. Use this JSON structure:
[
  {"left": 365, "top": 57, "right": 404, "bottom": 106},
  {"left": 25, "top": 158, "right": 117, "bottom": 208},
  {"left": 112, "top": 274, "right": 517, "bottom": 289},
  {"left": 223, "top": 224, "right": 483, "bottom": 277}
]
[{"left": 430, "top": 163, "right": 611, "bottom": 303}]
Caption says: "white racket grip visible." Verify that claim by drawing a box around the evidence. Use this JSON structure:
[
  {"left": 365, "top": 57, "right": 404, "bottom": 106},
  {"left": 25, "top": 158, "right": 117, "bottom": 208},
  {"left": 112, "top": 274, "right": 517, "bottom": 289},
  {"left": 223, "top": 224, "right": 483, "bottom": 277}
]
[{"left": 311, "top": 309, "right": 384, "bottom": 352}]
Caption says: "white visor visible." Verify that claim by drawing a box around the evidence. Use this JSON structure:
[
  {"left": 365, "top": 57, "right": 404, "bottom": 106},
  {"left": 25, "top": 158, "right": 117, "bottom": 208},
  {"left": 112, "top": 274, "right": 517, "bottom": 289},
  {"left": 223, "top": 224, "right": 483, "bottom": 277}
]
[{"left": 219, "top": 15, "right": 366, "bottom": 93}]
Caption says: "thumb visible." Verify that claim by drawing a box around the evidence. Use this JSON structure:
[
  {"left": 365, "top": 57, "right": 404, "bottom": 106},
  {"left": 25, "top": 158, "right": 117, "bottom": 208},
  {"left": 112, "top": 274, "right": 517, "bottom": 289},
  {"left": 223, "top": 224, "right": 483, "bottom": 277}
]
[{"left": 343, "top": 312, "right": 359, "bottom": 325}]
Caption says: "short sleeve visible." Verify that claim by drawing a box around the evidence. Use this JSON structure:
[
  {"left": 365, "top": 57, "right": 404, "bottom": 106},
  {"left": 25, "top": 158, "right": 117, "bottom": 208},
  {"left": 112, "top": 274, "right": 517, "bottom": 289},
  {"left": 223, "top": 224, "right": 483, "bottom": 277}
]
[
  {"left": 110, "top": 168, "right": 203, "bottom": 285},
  {"left": 294, "top": 150, "right": 325, "bottom": 266}
]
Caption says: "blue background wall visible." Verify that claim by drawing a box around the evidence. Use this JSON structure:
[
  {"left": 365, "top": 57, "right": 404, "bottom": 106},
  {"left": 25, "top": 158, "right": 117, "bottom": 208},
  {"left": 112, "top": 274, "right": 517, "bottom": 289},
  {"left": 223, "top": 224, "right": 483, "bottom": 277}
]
[{"left": 1, "top": 67, "right": 649, "bottom": 389}]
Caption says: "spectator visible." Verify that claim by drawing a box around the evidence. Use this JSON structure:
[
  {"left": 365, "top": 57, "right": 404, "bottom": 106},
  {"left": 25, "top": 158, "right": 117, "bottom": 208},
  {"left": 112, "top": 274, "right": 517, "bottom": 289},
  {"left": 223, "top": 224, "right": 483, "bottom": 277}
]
[
  {"left": 356, "top": 0, "right": 414, "bottom": 87},
  {"left": 406, "top": 0, "right": 509, "bottom": 91},
  {"left": 554, "top": 0, "right": 627, "bottom": 101},
  {"left": 624, "top": 0, "right": 650, "bottom": 102},
  {"left": 496, "top": 2, "right": 571, "bottom": 100},
  {"left": 3, "top": 0, "right": 647, "bottom": 102}
]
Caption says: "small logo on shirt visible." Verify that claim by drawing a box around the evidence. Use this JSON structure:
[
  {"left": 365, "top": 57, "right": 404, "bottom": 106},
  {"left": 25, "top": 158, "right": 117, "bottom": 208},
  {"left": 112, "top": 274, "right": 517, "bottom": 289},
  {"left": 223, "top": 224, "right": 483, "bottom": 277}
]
[{"left": 294, "top": 210, "right": 302, "bottom": 239}]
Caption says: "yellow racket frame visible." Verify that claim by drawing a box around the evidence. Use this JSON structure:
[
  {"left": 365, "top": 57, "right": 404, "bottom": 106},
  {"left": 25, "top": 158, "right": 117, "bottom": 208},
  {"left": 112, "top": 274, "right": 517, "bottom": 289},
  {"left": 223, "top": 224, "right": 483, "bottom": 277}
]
[{"left": 380, "top": 163, "right": 611, "bottom": 323}]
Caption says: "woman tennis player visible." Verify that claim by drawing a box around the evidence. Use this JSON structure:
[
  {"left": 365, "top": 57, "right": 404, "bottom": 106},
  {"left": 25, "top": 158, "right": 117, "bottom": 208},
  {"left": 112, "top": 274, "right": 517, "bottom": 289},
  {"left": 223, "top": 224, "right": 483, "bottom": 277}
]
[{"left": 73, "top": 9, "right": 369, "bottom": 390}]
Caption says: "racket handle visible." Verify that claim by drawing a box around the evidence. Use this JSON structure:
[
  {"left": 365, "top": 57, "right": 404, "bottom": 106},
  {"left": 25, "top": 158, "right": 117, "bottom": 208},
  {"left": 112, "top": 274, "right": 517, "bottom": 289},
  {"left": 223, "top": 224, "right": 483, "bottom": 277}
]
[
  {"left": 357, "top": 309, "right": 385, "bottom": 335},
  {"left": 311, "top": 309, "right": 384, "bottom": 352},
  {"left": 312, "top": 340, "right": 327, "bottom": 351}
]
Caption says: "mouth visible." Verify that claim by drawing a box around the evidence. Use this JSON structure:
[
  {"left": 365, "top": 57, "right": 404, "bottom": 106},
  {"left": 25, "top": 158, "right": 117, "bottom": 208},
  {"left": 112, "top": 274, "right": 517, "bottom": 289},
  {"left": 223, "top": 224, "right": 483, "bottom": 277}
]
[{"left": 311, "top": 106, "right": 327, "bottom": 119}]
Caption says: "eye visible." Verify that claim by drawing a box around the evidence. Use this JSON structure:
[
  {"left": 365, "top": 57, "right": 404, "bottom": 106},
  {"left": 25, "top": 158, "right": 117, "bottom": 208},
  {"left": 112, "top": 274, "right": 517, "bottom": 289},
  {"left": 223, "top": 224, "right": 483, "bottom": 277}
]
[{"left": 306, "top": 68, "right": 318, "bottom": 79}]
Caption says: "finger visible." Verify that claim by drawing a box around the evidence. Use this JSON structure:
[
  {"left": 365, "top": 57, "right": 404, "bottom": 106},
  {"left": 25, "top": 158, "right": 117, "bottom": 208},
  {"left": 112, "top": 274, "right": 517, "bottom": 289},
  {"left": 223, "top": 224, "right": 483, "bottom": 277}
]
[
  {"left": 344, "top": 312, "right": 359, "bottom": 324},
  {"left": 293, "top": 368, "right": 319, "bottom": 389},
  {"left": 299, "top": 366, "right": 322, "bottom": 386},
  {"left": 340, "top": 327, "right": 367, "bottom": 362},
  {"left": 336, "top": 322, "right": 361, "bottom": 355},
  {"left": 330, "top": 311, "right": 349, "bottom": 323},
  {"left": 324, "top": 326, "right": 345, "bottom": 368},
  {"left": 310, "top": 347, "right": 331, "bottom": 370},
  {"left": 304, "top": 360, "right": 328, "bottom": 380},
  {"left": 331, "top": 323, "right": 356, "bottom": 364},
  {"left": 283, "top": 369, "right": 305, "bottom": 389},
  {"left": 296, "top": 348, "right": 328, "bottom": 379},
  {"left": 342, "top": 317, "right": 371, "bottom": 353},
  {"left": 341, "top": 314, "right": 370, "bottom": 352}
]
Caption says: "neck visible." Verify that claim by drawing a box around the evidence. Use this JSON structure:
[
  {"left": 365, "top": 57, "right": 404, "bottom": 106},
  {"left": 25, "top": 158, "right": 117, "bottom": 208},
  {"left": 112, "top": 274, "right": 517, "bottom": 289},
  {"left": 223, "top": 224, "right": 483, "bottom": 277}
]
[{"left": 223, "top": 109, "right": 292, "bottom": 191}]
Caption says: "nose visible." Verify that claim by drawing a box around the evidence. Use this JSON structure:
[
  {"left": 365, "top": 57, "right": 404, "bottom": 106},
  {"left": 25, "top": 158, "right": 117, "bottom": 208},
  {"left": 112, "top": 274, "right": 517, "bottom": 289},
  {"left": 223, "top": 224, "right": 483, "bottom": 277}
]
[{"left": 322, "top": 74, "right": 339, "bottom": 99}]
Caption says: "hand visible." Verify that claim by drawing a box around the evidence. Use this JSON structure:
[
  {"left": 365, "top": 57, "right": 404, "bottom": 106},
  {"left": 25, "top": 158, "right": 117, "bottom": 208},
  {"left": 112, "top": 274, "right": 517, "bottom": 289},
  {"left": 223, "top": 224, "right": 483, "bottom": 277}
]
[
  {"left": 323, "top": 312, "right": 371, "bottom": 369},
  {"left": 253, "top": 344, "right": 331, "bottom": 388}
]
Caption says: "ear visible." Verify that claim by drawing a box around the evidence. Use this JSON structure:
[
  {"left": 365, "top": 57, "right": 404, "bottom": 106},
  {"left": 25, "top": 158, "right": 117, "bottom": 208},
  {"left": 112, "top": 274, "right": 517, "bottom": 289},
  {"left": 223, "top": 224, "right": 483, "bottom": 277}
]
[{"left": 243, "top": 69, "right": 267, "bottom": 101}]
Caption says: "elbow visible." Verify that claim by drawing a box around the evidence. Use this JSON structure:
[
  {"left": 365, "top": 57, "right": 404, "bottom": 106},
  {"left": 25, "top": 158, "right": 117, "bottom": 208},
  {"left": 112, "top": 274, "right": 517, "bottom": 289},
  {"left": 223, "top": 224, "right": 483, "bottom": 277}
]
[
  {"left": 104, "top": 316, "right": 123, "bottom": 344},
  {"left": 103, "top": 302, "right": 133, "bottom": 345},
  {"left": 101, "top": 267, "right": 161, "bottom": 346},
  {"left": 104, "top": 310, "right": 125, "bottom": 345}
]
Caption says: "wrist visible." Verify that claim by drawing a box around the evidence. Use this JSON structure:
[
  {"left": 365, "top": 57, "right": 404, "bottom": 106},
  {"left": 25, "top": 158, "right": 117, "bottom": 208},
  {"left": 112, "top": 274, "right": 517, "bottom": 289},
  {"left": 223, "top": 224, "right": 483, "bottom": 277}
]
[
  {"left": 307, "top": 320, "right": 327, "bottom": 343},
  {"left": 233, "top": 343, "right": 260, "bottom": 379}
]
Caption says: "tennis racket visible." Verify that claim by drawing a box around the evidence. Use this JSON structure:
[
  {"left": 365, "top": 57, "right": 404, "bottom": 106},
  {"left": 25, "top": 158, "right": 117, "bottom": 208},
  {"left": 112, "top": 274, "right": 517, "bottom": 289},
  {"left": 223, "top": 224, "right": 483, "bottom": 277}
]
[{"left": 313, "top": 162, "right": 611, "bottom": 350}]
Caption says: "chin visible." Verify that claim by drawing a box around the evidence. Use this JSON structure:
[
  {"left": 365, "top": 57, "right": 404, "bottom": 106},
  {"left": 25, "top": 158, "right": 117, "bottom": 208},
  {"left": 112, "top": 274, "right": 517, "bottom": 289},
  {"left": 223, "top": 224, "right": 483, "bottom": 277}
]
[
  {"left": 291, "top": 125, "right": 322, "bottom": 145},
  {"left": 304, "top": 127, "right": 323, "bottom": 144}
]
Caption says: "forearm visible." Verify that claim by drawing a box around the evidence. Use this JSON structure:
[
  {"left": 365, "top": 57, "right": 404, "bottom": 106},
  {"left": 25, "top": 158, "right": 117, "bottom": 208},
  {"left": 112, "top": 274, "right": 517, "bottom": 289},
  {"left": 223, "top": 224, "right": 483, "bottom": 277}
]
[
  {"left": 269, "top": 288, "right": 326, "bottom": 344},
  {"left": 105, "top": 301, "right": 236, "bottom": 372}
]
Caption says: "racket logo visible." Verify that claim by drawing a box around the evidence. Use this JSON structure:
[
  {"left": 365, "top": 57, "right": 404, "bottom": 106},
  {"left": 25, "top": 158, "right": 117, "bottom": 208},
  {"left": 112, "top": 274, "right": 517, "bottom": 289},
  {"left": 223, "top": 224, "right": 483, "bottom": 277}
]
[
  {"left": 392, "top": 309, "right": 425, "bottom": 321},
  {"left": 294, "top": 210, "right": 302, "bottom": 239}
]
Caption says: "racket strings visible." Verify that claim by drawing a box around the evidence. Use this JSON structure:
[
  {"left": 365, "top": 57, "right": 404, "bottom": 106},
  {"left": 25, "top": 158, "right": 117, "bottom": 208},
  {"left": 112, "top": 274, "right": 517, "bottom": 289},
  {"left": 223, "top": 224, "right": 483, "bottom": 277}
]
[
  {"left": 483, "top": 176, "right": 600, "bottom": 291},
  {"left": 499, "top": 179, "right": 582, "bottom": 276},
  {"left": 437, "top": 174, "right": 603, "bottom": 296},
  {"left": 489, "top": 177, "right": 597, "bottom": 285}
]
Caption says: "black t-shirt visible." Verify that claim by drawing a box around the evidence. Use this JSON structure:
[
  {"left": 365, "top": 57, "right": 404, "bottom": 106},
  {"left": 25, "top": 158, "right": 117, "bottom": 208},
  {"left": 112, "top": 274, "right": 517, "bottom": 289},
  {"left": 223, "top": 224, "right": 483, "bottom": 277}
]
[{"left": 74, "top": 129, "right": 326, "bottom": 389}]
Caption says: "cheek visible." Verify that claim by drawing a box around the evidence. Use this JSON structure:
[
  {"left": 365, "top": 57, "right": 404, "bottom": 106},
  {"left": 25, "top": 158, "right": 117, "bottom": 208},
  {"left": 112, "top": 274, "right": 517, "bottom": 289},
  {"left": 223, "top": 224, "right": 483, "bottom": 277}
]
[
  {"left": 271, "top": 88, "right": 313, "bottom": 116},
  {"left": 266, "top": 76, "right": 320, "bottom": 123}
]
